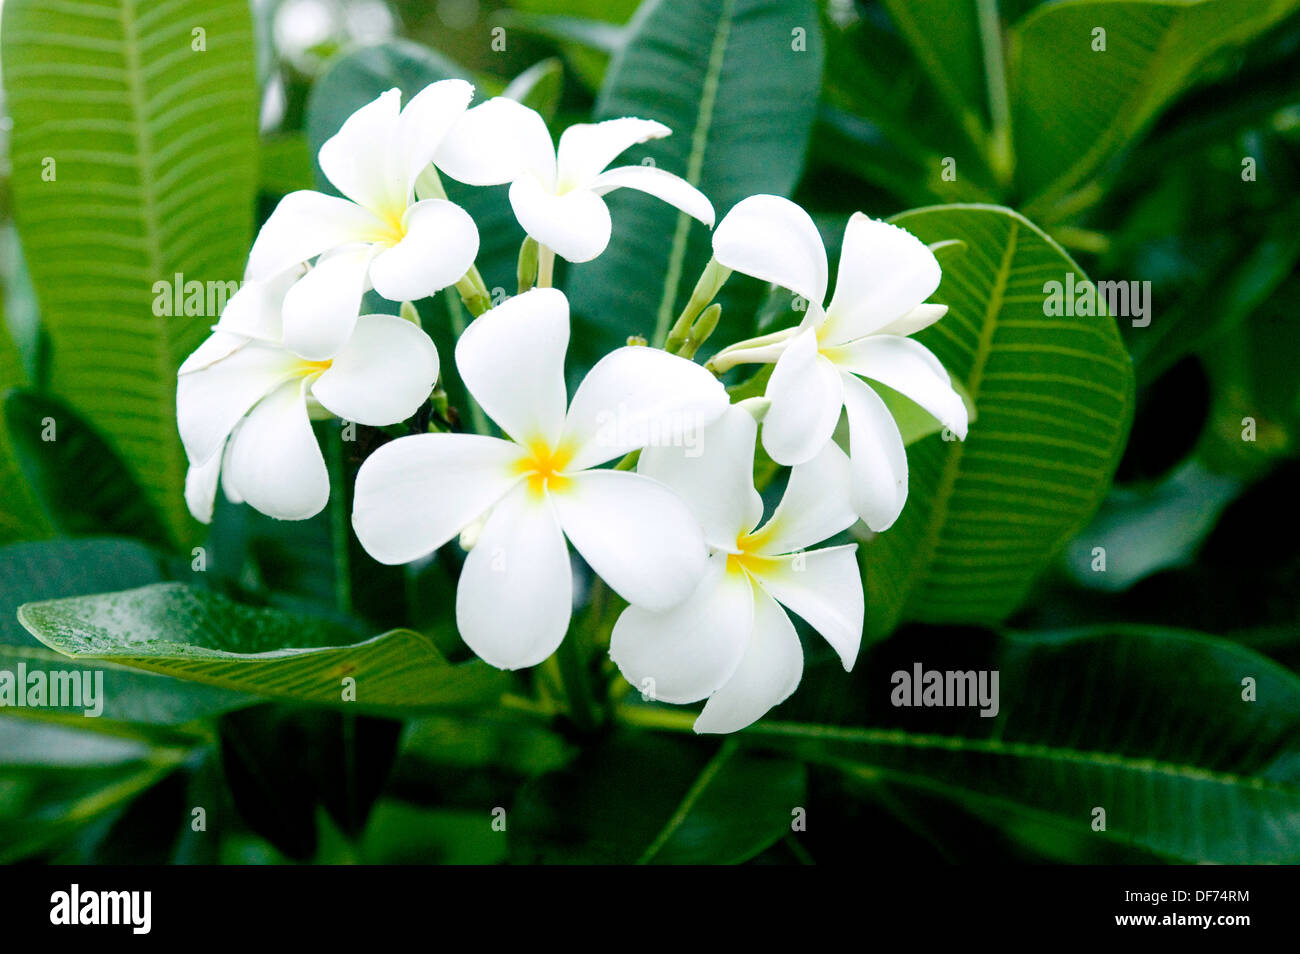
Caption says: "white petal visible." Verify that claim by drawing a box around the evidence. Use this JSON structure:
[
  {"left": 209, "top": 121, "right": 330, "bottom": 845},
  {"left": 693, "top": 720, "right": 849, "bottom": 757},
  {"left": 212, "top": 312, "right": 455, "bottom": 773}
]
[
  {"left": 760, "top": 327, "right": 843, "bottom": 466},
  {"left": 610, "top": 555, "right": 754, "bottom": 704},
  {"left": 368, "top": 198, "right": 480, "bottom": 302},
  {"left": 225, "top": 378, "right": 329, "bottom": 521},
  {"left": 508, "top": 175, "right": 612, "bottom": 263},
  {"left": 310, "top": 315, "right": 438, "bottom": 425},
  {"left": 828, "top": 335, "right": 968, "bottom": 440},
  {"left": 184, "top": 449, "right": 224, "bottom": 524},
  {"left": 555, "top": 118, "right": 670, "bottom": 190},
  {"left": 281, "top": 244, "right": 375, "bottom": 361},
  {"left": 454, "top": 287, "right": 569, "bottom": 447},
  {"left": 246, "top": 190, "right": 387, "bottom": 281},
  {"left": 589, "top": 165, "right": 714, "bottom": 227},
  {"left": 456, "top": 484, "right": 572, "bottom": 670},
  {"left": 874, "top": 302, "right": 948, "bottom": 338},
  {"left": 178, "top": 329, "right": 247, "bottom": 376},
  {"left": 352, "top": 433, "right": 524, "bottom": 565},
  {"left": 840, "top": 372, "right": 908, "bottom": 531},
  {"left": 552, "top": 470, "right": 707, "bottom": 612},
  {"left": 211, "top": 268, "right": 300, "bottom": 343},
  {"left": 393, "top": 79, "right": 475, "bottom": 198},
  {"left": 318, "top": 88, "right": 404, "bottom": 218},
  {"left": 637, "top": 404, "right": 763, "bottom": 549},
  {"left": 220, "top": 428, "right": 244, "bottom": 505},
  {"left": 436, "top": 96, "right": 557, "bottom": 188},
  {"left": 695, "top": 587, "right": 803, "bottom": 734},
  {"left": 712, "top": 194, "right": 828, "bottom": 306},
  {"left": 822, "top": 213, "right": 941, "bottom": 345},
  {"left": 752, "top": 438, "right": 856, "bottom": 554},
  {"left": 746, "top": 545, "right": 863, "bottom": 671},
  {"left": 563, "top": 346, "right": 728, "bottom": 470},
  {"left": 176, "top": 339, "right": 301, "bottom": 465}
]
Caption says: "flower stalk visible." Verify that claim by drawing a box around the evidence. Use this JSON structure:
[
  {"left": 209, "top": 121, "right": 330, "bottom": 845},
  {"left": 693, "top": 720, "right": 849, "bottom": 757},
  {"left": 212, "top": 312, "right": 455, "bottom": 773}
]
[{"left": 664, "top": 257, "right": 731, "bottom": 353}]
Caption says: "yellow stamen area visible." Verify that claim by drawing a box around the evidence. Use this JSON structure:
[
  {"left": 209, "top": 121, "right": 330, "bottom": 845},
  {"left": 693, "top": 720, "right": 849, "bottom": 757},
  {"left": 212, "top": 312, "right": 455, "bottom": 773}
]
[
  {"left": 514, "top": 440, "right": 575, "bottom": 497},
  {"left": 296, "top": 358, "right": 333, "bottom": 376},
  {"left": 725, "top": 530, "right": 780, "bottom": 578}
]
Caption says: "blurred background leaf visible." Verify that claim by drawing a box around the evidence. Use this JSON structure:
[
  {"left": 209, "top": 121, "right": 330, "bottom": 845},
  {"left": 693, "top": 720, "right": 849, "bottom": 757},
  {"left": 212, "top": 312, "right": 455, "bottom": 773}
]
[{"left": 2, "top": 0, "right": 260, "bottom": 547}]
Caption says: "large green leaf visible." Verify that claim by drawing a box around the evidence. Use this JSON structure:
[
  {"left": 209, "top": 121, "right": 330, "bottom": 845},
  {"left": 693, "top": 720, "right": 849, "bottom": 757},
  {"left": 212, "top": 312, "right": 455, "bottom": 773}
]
[
  {"left": 0, "top": 324, "right": 49, "bottom": 544},
  {"left": 816, "top": 8, "right": 1001, "bottom": 209},
  {"left": 1010, "top": 0, "right": 1300, "bottom": 210},
  {"left": 1, "top": 0, "right": 260, "bottom": 546},
  {"left": 4, "top": 390, "right": 170, "bottom": 546},
  {"left": 880, "top": 0, "right": 990, "bottom": 146},
  {"left": 726, "top": 626, "right": 1300, "bottom": 864},
  {"left": 862, "top": 206, "right": 1133, "bottom": 637},
  {"left": 0, "top": 538, "right": 251, "bottom": 728},
  {"left": 0, "top": 719, "right": 189, "bottom": 862},
  {"left": 567, "top": 0, "right": 824, "bottom": 359},
  {"left": 510, "top": 733, "right": 806, "bottom": 863},
  {"left": 18, "top": 582, "right": 510, "bottom": 713}
]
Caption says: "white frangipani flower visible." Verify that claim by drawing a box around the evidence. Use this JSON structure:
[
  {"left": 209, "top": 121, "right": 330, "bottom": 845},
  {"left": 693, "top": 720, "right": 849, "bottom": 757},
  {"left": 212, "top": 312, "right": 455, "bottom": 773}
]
[
  {"left": 436, "top": 97, "right": 715, "bottom": 264},
  {"left": 611, "top": 404, "right": 864, "bottom": 734},
  {"left": 710, "top": 195, "right": 970, "bottom": 531},
  {"left": 246, "top": 81, "right": 480, "bottom": 360},
  {"left": 351, "top": 288, "right": 730, "bottom": 670},
  {"left": 177, "top": 267, "right": 439, "bottom": 523}
]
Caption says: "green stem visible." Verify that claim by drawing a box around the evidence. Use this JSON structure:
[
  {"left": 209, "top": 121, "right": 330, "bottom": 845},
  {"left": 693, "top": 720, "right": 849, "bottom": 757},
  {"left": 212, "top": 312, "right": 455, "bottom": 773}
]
[
  {"left": 518, "top": 236, "right": 540, "bottom": 293},
  {"left": 664, "top": 258, "right": 731, "bottom": 354},
  {"left": 327, "top": 426, "right": 353, "bottom": 617},
  {"left": 976, "top": 0, "right": 1014, "bottom": 188},
  {"left": 554, "top": 633, "right": 599, "bottom": 732},
  {"left": 537, "top": 245, "right": 555, "bottom": 288},
  {"left": 615, "top": 702, "right": 697, "bottom": 733},
  {"left": 455, "top": 265, "right": 492, "bottom": 317}
]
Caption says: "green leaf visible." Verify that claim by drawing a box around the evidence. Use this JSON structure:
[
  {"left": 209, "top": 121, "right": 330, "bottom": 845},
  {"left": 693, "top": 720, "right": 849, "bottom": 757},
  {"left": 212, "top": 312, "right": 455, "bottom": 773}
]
[
  {"left": 0, "top": 720, "right": 189, "bottom": 862},
  {"left": 502, "top": 57, "right": 565, "bottom": 122},
  {"left": 816, "top": 10, "right": 999, "bottom": 207},
  {"left": 18, "top": 582, "right": 510, "bottom": 713},
  {"left": 862, "top": 206, "right": 1134, "bottom": 638},
  {"left": 0, "top": 538, "right": 164, "bottom": 647},
  {"left": 0, "top": 327, "right": 50, "bottom": 545},
  {"left": 4, "top": 390, "right": 170, "bottom": 546},
  {"left": 567, "top": 0, "right": 824, "bottom": 359},
  {"left": 357, "top": 801, "right": 507, "bottom": 864},
  {"left": 880, "top": 0, "right": 989, "bottom": 145},
  {"left": 498, "top": 0, "right": 639, "bottom": 91},
  {"left": 736, "top": 626, "right": 1300, "bottom": 864},
  {"left": 1062, "top": 460, "right": 1241, "bottom": 591},
  {"left": 510, "top": 733, "right": 805, "bottom": 863},
  {"left": 259, "top": 133, "right": 315, "bottom": 196},
  {"left": 1010, "top": 0, "right": 1300, "bottom": 210},
  {"left": 218, "top": 705, "right": 401, "bottom": 860},
  {"left": 0, "top": 538, "right": 253, "bottom": 728},
  {"left": 1, "top": 0, "right": 260, "bottom": 547}
]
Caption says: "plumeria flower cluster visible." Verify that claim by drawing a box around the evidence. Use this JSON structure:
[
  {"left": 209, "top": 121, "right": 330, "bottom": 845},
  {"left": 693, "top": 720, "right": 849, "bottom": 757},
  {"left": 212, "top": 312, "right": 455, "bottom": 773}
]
[{"left": 175, "top": 79, "right": 969, "bottom": 733}]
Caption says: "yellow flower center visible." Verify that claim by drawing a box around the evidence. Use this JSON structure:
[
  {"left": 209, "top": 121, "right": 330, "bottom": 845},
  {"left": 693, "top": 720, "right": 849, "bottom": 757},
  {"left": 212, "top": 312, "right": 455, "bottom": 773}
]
[
  {"left": 515, "top": 440, "right": 575, "bottom": 497},
  {"left": 296, "top": 358, "right": 333, "bottom": 376},
  {"left": 725, "top": 529, "right": 779, "bottom": 578}
]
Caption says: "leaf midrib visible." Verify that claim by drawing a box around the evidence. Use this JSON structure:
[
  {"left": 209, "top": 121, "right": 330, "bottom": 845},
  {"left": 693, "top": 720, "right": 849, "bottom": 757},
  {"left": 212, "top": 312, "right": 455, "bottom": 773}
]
[
  {"left": 118, "top": 0, "right": 184, "bottom": 541},
  {"left": 751, "top": 719, "right": 1299, "bottom": 796},
  {"left": 890, "top": 216, "right": 1019, "bottom": 625},
  {"left": 650, "top": 0, "right": 733, "bottom": 345},
  {"left": 637, "top": 738, "right": 737, "bottom": 864}
]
